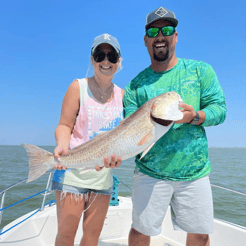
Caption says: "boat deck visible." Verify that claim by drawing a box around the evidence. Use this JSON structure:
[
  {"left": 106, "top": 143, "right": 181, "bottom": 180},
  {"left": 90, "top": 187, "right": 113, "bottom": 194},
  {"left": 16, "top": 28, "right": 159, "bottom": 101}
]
[
  {"left": 75, "top": 235, "right": 182, "bottom": 246},
  {"left": 1, "top": 196, "right": 246, "bottom": 246}
]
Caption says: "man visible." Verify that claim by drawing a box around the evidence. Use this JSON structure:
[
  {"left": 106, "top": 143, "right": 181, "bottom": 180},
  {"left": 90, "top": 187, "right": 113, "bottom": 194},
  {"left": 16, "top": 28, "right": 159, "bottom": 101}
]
[{"left": 123, "top": 6, "right": 227, "bottom": 246}]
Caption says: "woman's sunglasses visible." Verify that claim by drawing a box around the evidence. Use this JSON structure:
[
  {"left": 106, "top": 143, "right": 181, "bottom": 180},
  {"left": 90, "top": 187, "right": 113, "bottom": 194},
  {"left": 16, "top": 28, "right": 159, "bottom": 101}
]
[
  {"left": 146, "top": 26, "right": 175, "bottom": 38},
  {"left": 93, "top": 51, "right": 119, "bottom": 64}
]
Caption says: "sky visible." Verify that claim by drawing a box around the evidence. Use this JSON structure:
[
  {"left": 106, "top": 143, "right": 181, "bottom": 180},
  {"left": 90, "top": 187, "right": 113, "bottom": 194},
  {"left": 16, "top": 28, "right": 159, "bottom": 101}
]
[{"left": 0, "top": 0, "right": 245, "bottom": 147}]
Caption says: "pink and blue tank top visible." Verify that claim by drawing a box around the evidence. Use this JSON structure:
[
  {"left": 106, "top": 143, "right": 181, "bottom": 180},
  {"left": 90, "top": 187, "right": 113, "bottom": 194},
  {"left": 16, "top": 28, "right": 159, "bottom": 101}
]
[{"left": 53, "top": 78, "right": 124, "bottom": 189}]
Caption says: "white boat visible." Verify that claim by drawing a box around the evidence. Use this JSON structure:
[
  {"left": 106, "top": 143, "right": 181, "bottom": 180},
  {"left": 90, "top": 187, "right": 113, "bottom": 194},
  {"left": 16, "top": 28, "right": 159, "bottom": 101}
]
[{"left": 0, "top": 173, "right": 246, "bottom": 246}]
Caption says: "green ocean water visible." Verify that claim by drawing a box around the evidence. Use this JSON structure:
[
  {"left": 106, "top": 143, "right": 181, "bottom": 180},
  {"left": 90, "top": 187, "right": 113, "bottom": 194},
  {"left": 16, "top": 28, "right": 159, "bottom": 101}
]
[{"left": 0, "top": 145, "right": 245, "bottom": 229}]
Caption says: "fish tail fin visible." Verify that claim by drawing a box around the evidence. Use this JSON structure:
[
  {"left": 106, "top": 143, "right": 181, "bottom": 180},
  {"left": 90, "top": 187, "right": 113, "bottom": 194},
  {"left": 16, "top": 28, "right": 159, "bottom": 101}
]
[{"left": 22, "top": 144, "right": 54, "bottom": 183}]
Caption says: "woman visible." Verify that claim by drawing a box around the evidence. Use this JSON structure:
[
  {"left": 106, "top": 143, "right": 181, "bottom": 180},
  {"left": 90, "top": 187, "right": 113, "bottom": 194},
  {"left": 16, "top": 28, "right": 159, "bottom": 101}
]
[{"left": 51, "top": 33, "right": 124, "bottom": 246}]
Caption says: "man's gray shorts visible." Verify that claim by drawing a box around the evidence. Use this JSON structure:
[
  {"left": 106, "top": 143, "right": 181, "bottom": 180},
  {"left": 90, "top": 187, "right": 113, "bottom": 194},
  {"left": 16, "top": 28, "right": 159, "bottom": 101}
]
[{"left": 131, "top": 171, "right": 214, "bottom": 236}]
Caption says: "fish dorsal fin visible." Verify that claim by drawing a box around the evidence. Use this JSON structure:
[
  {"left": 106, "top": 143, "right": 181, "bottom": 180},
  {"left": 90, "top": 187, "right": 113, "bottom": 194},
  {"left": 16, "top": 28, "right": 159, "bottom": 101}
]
[{"left": 140, "top": 142, "right": 155, "bottom": 159}]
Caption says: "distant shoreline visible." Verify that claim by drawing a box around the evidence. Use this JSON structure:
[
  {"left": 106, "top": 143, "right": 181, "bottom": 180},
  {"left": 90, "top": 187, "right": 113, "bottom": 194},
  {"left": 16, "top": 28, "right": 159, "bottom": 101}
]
[{"left": 209, "top": 147, "right": 246, "bottom": 149}]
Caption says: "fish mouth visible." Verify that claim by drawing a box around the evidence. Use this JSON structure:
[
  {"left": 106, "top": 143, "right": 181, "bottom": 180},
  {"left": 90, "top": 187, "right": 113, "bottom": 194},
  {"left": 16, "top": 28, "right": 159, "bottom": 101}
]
[{"left": 151, "top": 115, "right": 173, "bottom": 126}]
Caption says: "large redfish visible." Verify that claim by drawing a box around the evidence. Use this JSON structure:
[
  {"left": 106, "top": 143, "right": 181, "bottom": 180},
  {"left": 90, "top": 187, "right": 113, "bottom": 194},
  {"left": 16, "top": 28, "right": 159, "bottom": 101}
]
[{"left": 23, "top": 91, "right": 183, "bottom": 183}]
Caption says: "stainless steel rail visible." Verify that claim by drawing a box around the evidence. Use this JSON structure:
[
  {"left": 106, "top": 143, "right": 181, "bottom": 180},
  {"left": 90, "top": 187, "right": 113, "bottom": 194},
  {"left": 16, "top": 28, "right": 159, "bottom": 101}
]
[
  {"left": 1, "top": 171, "right": 245, "bottom": 227},
  {"left": 0, "top": 178, "right": 28, "bottom": 224},
  {"left": 117, "top": 168, "right": 246, "bottom": 197},
  {"left": 211, "top": 184, "right": 246, "bottom": 197},
  {"left": 119, "top": 177, "right": 246, "bottom": 197},
  {"left": 41, "top": 173, "right": 52, "bottom": 211},
  {"left": 0, "top": 173, "right": 53, "bottom": 225}
]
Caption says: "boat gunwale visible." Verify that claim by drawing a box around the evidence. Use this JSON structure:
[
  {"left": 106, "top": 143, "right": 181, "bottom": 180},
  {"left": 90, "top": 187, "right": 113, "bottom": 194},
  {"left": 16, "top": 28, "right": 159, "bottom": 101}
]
[{"left": 1, "top": 173, "right": 246, "bottom": 239}]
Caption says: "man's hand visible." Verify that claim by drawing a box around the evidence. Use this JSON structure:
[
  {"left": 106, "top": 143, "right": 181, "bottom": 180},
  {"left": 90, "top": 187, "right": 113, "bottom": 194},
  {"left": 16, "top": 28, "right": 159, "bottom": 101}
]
[
  {"left": 95, "top": 155, "right": 122, "bottom": 171},
  {"left": 175, "top": 102, "right": 196, "bottom": 124}
]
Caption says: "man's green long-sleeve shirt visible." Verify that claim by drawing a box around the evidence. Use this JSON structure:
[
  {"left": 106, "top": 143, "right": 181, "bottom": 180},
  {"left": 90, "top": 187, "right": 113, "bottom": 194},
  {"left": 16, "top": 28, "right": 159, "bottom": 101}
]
[{"left": 123, "top": 58, "right": 227, "bottom": 181}]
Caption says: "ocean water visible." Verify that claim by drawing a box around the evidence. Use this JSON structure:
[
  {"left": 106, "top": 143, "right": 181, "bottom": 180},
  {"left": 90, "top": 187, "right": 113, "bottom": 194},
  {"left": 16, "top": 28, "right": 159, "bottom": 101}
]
[{"left": 0, "top": 145, "right": 245, "bottom": 230}]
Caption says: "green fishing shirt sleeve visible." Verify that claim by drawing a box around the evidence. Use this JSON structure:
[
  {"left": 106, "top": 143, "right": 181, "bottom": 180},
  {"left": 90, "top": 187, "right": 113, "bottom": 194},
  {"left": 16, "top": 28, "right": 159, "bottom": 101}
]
[{"left": 123, "top": 58, "right": 227, "bottom": 181}]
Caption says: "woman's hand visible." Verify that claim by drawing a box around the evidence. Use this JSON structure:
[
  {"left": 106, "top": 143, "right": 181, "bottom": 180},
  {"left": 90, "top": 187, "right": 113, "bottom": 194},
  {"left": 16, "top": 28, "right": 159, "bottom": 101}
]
[
  {"left": 53, "top": 144, "right": 69, "bottom": 170},
  {"left": 95, "top": 155, "right": 122, "bottom": 171}
]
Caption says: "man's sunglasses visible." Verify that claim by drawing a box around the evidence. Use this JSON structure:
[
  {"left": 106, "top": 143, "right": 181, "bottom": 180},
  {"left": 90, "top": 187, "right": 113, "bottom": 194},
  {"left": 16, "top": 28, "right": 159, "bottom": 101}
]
[
  {"left": 93, "top": 51, "right": 119, "bottom": 64},
  {"left": 146, "top": 26, "right": 175, "bottom": 38}
]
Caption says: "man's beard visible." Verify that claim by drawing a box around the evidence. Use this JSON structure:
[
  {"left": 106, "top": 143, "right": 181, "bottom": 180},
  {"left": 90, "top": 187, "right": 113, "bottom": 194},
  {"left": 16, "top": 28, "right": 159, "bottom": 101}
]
[{"left": 154, "top": 49, "right": 169, "bottom": 62}]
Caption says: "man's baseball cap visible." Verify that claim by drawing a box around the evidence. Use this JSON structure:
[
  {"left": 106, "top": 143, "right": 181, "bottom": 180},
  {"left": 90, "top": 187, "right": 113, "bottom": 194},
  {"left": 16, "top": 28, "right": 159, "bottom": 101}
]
[
  {"left": 91, "top": 34, "right": 121, "bottom": 55},
  {"left": 145, "top": 7, "right": 178, "bottom": 29}
]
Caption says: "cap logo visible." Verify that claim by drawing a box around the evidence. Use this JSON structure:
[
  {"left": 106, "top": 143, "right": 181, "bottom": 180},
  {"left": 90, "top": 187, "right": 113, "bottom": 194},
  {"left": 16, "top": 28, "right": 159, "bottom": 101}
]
[
  {"left": 155, "top": 7, "right": 168, "bottom": 17},
  {"left": 103, "top": 34, "right": 111, "bottom": 40}
]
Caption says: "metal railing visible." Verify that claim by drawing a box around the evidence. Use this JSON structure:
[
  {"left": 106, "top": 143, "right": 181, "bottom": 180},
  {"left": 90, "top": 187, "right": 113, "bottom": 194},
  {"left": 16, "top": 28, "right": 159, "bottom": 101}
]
[
  {"left": 0, "top": 172, "right": 53, "bottom": 226},
  {"left": 0, "top": 171, "right": 245, "bottom": 236},
  {"left": 210, "top": 184, "right": 246, "bottom": 197},
  {"left": 119, "top": 177, "right": 246, "bottom": 197}
]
